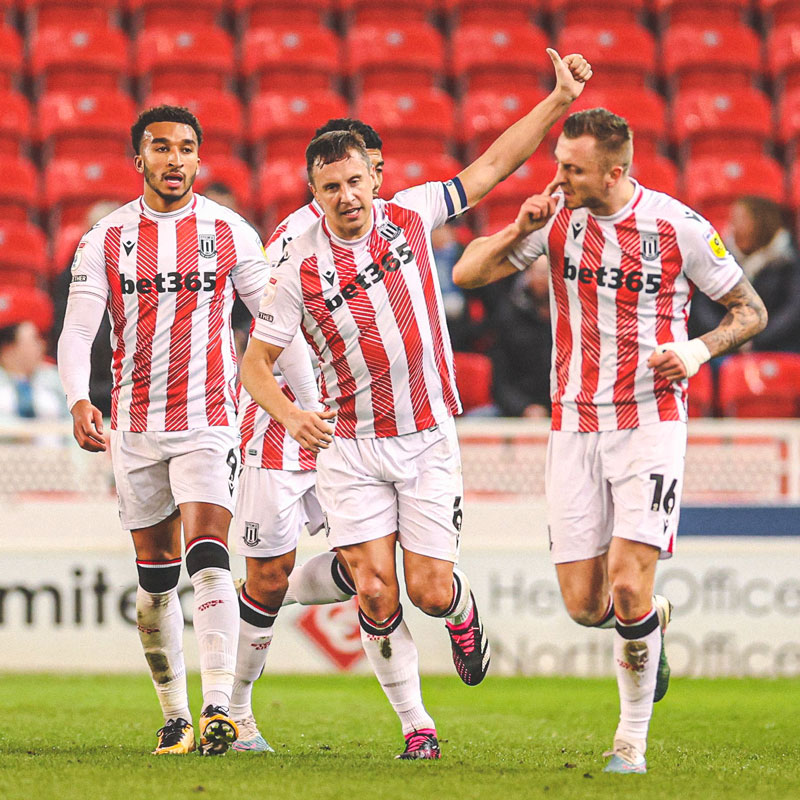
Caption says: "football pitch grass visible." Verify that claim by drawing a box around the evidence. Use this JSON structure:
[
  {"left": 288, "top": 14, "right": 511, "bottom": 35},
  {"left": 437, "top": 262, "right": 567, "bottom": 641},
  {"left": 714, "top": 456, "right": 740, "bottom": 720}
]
[{"left": 1, "top": 674, "right": 797, "bottom": 800}]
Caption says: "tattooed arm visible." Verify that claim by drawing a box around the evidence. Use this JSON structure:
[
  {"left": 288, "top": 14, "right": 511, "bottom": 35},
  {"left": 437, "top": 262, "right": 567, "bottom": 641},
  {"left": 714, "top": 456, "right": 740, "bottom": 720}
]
[
  {"left": 648, "top": 275, "right": 768, "bottom": 383},
  {"left": 699, "top": 275, "right": 768, "bottom": 357}
]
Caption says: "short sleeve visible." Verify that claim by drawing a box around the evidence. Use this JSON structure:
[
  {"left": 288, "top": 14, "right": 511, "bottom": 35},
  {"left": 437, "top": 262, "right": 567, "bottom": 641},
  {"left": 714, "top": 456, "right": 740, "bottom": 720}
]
[
  {"left": 67, "top": 227, "right": 110, "bottom": 303},
  {"left": 390, "top": 177, "right": 469, "bottom": 231},
  {"left": 508, "top": 225, "right": 550, "bottom": 272},
  {"left": 680, "top": 215, "right": 744, "bottom": 301},
  {"left": 251, "top": 252, "right": 305, "bottom": 349},
  {"left": 229, "top": 216, "right": 270, "bottom": 302}
]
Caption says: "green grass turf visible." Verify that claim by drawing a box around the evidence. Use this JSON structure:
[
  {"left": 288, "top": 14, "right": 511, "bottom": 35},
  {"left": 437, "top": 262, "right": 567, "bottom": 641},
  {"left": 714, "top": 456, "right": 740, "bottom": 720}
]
[{"left": 0, "top": 674, "right": 797, "bottom": 800}]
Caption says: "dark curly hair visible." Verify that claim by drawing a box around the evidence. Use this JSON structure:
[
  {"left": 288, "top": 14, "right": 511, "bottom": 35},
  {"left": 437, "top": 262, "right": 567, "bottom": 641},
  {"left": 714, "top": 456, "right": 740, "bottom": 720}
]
[
  {"left": 313, "top": 118, "right": 383, "bottom": 150},
  {"left": 131, "top": 105, "right": 203, "bottom": 155}
]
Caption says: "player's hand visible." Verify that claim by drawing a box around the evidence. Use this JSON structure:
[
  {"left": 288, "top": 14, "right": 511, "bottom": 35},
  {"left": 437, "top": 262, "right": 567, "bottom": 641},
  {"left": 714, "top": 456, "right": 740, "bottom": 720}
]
[
  {"left": 548, "top": 48, "right": 593, "bottom": 102},
  {"left": 514, "top": 182, "right": 559, "bottom": 235},
  {"left": 284, "top": 408, "right": 336, "bottom": 453},
  {"left": 70, "top": 399, "right": 107, "bottom": 452},
  {"left": 646, "top": 349, "right": 688, "bottom": 383}
]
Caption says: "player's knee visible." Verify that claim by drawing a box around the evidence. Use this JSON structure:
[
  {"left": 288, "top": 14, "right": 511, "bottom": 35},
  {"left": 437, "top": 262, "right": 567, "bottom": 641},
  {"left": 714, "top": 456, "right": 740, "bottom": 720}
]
[
  {"left": 406, "top": 581, "right": 452, "bottom": 616},
  {"left": 610, "top": 578, "right": 648, "bottom": 616},
  {"left": 562, "top": 595, "right": 607, "bottom": 627}
]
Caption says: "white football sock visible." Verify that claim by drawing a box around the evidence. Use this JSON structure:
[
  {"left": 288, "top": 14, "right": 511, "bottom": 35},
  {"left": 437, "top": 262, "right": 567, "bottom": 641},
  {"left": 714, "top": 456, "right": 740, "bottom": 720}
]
[
  {"left": 282, "top": 551, "right": 355, "bottom": 606},
  {"left": 230, "top": 588, "right": 278, "bottom": 721},
  {"left": 613, "top": 607, "right": 661, "bottom": 749},
  {"left": 190, "top": 567, "right": 239, "bottom": 710},
  {"left": 359, "top": 607, "right": 435, "bottom": 736},
  {"left": 444, "top": 567, "right": 473, "bottom": 626},
  {"left": 136, "top": 586, "right": 191, "bottom": 723}
]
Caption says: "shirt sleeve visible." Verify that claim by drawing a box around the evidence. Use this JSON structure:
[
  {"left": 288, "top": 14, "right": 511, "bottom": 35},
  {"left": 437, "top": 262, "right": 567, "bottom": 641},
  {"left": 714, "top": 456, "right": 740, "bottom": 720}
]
[
  {"left": 251, "top": 250, "right": 305, "bottom": 349},
  {"left": 508, "top": 225, "right": 550, "bottom": 272},
  {"left": 67, "top": 227, "right": 110, "bottom": 303},
  {"left": 229, "top": 215, "right": 270, "bottom": 304},
  {"left": 680, "top": 214, "right": 744, "bottom": 301},
  {"left": 390, "top": 177, "right": 470, "bottom": 231}
]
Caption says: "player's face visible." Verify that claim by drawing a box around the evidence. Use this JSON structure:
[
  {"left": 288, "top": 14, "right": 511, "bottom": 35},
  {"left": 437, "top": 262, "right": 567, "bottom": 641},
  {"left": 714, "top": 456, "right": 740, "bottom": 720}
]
[
  {"left": 136, "top": 122, "right": 200, "bottom": 211},
  {"left": 310, "top": 151, "right": 376, "bottom": 239},
  {"left": 366, "top": 148, "right": 384, "bottom": 196},
  {"left": 551, "top": 135, "right": 615, "bottom": 213}
]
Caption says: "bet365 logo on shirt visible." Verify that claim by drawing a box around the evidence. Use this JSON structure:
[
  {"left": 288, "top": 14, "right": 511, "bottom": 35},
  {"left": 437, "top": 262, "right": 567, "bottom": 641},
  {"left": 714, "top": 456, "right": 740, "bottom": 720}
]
[
  {"left": 562, "top": 256, "right": 662, "bottom": 294},
  {"left": 120, "top": 271, "right": 217, "bottom": 294}
]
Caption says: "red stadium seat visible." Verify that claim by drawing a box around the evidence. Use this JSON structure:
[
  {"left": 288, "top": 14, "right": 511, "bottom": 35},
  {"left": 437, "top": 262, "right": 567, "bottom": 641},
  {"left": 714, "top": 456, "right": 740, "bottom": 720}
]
[
  {"left": 0, "top": 90, "right": 32, "bottom": 158},
  {"left": 453, "top": 352, "right": 492, "bottom": 412},
  {"left": 0, "top": 284, "right": 54, "bottom": 332},
  {"left": 354, "top": 88, "right": 455, "bottom": 157},
  {"left": 255, "top": 158, "right": 311, "bottom": 232},
  {"left": 444, "top": 1, "right": 540, "bottom": 27},
  {"left": 681, "top": 155, "right": 786, "bottom": 230},
  {"left": 460, "top": 88, "right": 547, "bottom": 159},
  {"left": 43, "top": 157, "right": 142, "bottom": 228},
  {"left": 0, "top": 223, "right": 49, "bottom": 285},
  {"left": 768, "top": 25, "right": 800, "bottom": 94},
  {"left": 380, "top": 154, "right": 463, "bottom": 199},
  {"left": 630, "top": 155, "right": 679, "bottom": 196},
  {"left": 37, "top": 90, "right": 136, "bottom": 162},
  {"left": 127, "top": 0, "right": 227, "bottom": 30},
  {"left": 135, "top": 26, "right": 235, "bottom": 95},
  {"left": 654, "top": 0, "right": 749, "bottom": 27},
  {"left": 662, "top": 24, "right": 763, "bottom": 92},
  {"left": 555, "top": 24, "right": 657, "bottom": 90},
  {"left": 0, "top": 24, "right": 23, "bottom": 90},
  {"left": 0, "top": 157, "right": 38, "bottom": 224},
  {"left": 51, "top": 223, "right": 87, "bottom": 275},
  {"left": 718, "top": 353, "right": 800, "bottom": 418},
  {"left": 450, "top": 24, "right": 550, "bottom": 95},
  {"left": 549, "top": 0, "right": 646, "bottom": 28},
  {"left": 787, "top": 160, "right": 800, "bottom": 212},
  {"left": 757, "top": 0, "right": 800, "bottom": 30},
  {"left": 671, "top": 88, "right": 773, "bottom": 160},
  {"left": 29, "top": 24, "right": 129, "bottom": 95},
  {"left": 778, "top": 87, "right": 800, "bottom": 151},
  {"left": 241, "top": 25, "right": 342, "bottom": 95},
  {"left": 194, "top": 156, "right": 253, "bottom": 213},
  {"left": 234, "top": 0, "right": 334, "bottom": 29},
  {"left": 345, "top": 23, "right": 445, "bottom": 93},
  {"left": 249, "top": 89, "right": 348, "bottom": 161},
  {"left": 339, "top": 0, "right": 437, "bottom": 25},
  {"left": 559, "top": 87, "right": 668, "bottom": 156},
  {"left": 687, "top": 363, "right": 715, "bottom": 418},
  {"left": 21, "top": 0, "right": 121, "bottom": 33},
  {"left": 144, "top": 90, "right": 244, "bottom": 158}
]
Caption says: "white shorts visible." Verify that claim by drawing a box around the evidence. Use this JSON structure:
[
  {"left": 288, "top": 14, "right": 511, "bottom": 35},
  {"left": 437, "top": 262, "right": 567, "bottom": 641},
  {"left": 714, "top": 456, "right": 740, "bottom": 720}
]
[
  {"left": 315, "top": 416, "right": 464, "bottom": 562},
  {"left": 233, "top": 465, "right": 324, "bottom": 558},
  {"left": 110, "top": 427, "right": 240, "bottom": 530},
  {"left": 546, "top": 420, "right": 687, "bottom": 564}
]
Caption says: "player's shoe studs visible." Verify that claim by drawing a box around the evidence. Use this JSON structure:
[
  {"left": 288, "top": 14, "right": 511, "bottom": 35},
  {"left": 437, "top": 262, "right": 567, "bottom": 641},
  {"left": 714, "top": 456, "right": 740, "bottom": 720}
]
[
  {"left": 603, "top": 739, "right": 647, "bottom": 774},
  {"left": 231, "top": 715, "right": 274, "bottom": 753},
  {"left": 446, "top": 593, "right": 490, "bottom": 686},
  {"left": 395, "top": 729, "right": 441, "bottom": 760},
  {"left": 198, "top": 705, "right": 238, "bottom": 756},
  {"left": 653, "top": 594, "right": 673, "bottom": 703},
  {"left": 152, "top": 717, "right": 195, "bottom": 755}
]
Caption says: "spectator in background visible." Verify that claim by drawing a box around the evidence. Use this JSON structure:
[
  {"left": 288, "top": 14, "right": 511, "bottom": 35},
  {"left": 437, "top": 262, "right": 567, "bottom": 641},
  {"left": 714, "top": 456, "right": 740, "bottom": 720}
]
[
  {"left": 488, "top": 254, "right": 552, "bottom": 417},
  {"left": 690, "top": 196, "right": 800, "bottom": 352},
  {"left": 204, "top": 182, "right": 238, "bottom": 211},
  {"left": 0, "top": 320, "right": 67, "bottom": 423}
]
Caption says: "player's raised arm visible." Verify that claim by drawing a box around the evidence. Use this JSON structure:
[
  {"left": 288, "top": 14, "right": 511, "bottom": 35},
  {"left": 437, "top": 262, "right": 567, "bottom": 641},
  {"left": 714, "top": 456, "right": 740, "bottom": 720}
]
[
  {"left": 456, "top": 48, "right": 591, "bottom": 208},
  {"left": 647, "top": 275, "right": 768, "bottom": 382},
  {"left": 453, "top": 181, "right": 559, "bottom": 289},
  {"left": 240, "top": 337, "right": 335, "bottom": 453}
]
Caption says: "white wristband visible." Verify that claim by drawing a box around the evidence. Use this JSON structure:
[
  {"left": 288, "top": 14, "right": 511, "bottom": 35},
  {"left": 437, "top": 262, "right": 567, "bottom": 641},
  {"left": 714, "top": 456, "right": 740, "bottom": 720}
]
[{"left": 653, "top": 339, "right": 711, "bottom": 378}]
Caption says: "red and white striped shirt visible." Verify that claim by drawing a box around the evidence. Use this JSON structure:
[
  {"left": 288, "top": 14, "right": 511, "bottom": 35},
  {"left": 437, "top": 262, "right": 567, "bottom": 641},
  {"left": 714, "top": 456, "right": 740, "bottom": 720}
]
[
  {"left": 508, "top": 181, "right": 743, "bottom": 432},
  {"left": 238, "top": 200, "right": 323, "bottom": 471},
  {"left": 252, "top": 180, "right": 468, "bottom": 439},
  {"left": 68, "top": 195, "right": 269, "bottom": 432}
]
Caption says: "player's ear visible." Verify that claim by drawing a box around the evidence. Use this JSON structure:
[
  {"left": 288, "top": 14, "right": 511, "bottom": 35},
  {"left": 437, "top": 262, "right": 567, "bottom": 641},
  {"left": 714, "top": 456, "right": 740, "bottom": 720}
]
[{"left": 134, "top": 155, "right": 144, "bottom": 173}]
